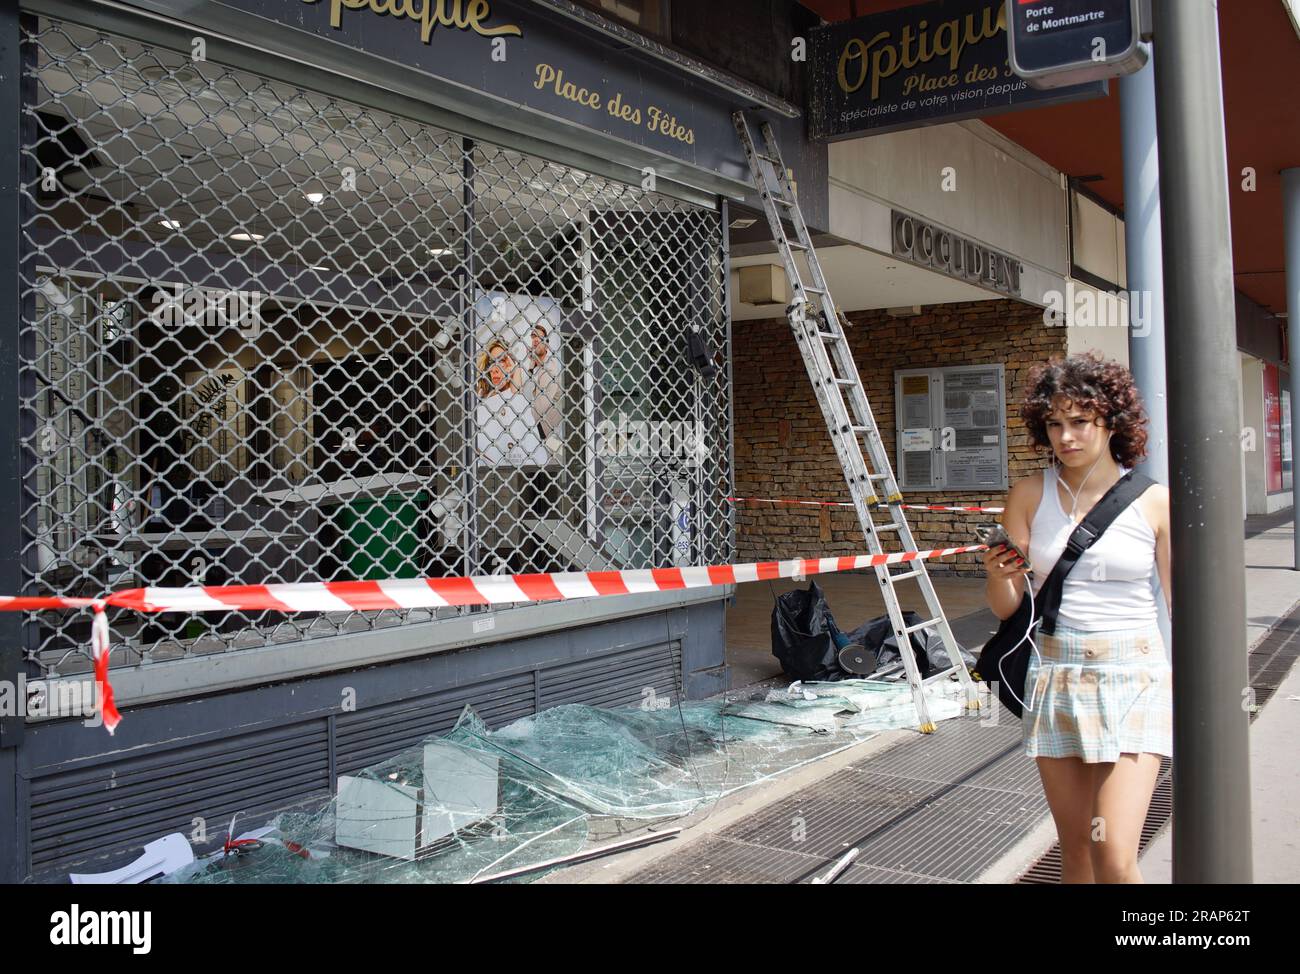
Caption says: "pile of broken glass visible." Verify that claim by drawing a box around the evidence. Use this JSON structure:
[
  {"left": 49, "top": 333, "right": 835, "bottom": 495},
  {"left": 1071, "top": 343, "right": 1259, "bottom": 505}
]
[{"left": 164, "top": 678, "right": 972, "bottom": 884}]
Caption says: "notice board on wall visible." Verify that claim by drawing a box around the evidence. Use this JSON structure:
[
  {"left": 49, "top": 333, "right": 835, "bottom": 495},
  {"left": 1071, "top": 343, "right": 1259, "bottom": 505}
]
[{"left": 895, "top": 364, "right": 1007, "bottom": 491}]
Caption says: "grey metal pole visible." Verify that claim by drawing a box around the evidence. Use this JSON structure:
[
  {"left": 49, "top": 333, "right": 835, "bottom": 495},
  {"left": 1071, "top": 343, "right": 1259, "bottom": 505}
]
[
  {"left": 1122, "top": 56, "right": 1169, "bottom": 485},
  {"left": 1282, "top": 167, "right": 1300, "bottom": 570},
  {"left": 1151, "top": 0, "right": 1252, "bottom": 883},
  {"left": 1120, "top": 53, "right": 1173, "bottom": 655}
]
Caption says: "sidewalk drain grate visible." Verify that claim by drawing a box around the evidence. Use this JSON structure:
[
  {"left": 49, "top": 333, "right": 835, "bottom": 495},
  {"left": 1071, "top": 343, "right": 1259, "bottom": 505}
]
[{"left": 625, "top": 710, "right": 1049, "bottom": 884}]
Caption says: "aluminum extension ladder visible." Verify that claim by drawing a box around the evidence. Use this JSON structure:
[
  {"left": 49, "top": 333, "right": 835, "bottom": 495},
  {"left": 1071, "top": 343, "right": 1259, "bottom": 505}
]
[{"left": 733, "top": 111, "right": 980, "bottom": 731}]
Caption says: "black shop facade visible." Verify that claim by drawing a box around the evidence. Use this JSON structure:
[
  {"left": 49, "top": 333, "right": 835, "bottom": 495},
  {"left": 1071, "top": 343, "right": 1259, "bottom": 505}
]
[{"left": 0, "top": 0, "right": 804, "bottom": 882}]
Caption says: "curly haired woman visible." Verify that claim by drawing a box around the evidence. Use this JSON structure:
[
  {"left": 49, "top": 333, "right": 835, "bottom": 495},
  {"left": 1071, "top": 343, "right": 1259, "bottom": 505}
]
[{"left": 983, "top": 352, "right": 1172, "bottom": 884}]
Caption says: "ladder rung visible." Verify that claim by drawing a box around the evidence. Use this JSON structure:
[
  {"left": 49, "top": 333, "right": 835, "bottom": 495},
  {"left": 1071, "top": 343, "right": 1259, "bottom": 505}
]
[
  {"left": 904, "top": 617, "right": 942, "bottom": 635},
  {"left": 889, "top": 566, "right": 930, "bottom": 582},
  {"left": 850, "top": 425, "right": 872, "bottom": 435},
  {"left": 784, "top": 238, "right": 809, "bottom": 250},
  {"left": 773, "top": 195, "right": 795, "bottom": 207},
  {"left": 817, "top": 331, "right": 839, "bottom": 341},
  {"left": 873, "top": 523, "right": 902, "bottom": 533},
  {"left": 866, "top": 472, "right": 890, "bottom": 480},
  {"left": 923, "top": 665, "right": 963, "bottom": 685},
  {"left": 833, "top": 378, "right": 857, "bottom": 387},
  {"left": 802, "top": 285, "right": 826, "bottom": 294}
]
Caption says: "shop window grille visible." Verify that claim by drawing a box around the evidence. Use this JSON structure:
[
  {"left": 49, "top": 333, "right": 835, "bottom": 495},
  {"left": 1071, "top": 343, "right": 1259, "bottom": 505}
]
[{"left": 17, "top": 17, "right": 733, "bottom": 683}]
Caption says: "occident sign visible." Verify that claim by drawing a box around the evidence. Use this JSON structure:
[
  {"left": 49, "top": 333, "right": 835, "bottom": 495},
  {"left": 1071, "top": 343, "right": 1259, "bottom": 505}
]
[{"left": 891, "top": 210, "right": 1022, "bottom": 297}]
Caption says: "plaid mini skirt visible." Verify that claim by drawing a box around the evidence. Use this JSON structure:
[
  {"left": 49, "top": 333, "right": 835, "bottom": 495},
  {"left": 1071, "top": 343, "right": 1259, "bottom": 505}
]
[{"left": 1022, "top": 621, "right": 1172, "bottom": 763}]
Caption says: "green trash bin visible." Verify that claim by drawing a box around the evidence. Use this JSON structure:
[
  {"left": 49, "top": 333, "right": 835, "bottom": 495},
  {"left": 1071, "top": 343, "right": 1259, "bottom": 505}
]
[{"left": 339, "top": 491, "right": 430, "bottom": 580}]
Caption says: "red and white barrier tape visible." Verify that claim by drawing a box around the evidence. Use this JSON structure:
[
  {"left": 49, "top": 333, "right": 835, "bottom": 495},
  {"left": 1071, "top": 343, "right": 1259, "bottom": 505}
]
[
  {"left": 726, "top": 495, "right": 1004, "bottom": 514},
  {"left": 89, "top": 605, "right": 122, "bottom": 735},
  {"left": 0, "top": 542, "right": 989, "bottom": 734}
]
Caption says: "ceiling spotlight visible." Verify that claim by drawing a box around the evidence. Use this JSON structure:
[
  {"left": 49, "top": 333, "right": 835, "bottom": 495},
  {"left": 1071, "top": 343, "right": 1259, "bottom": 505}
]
[
  {"left": 304, "top": 192, "right": 325, "bottom": 205},
  {"left": 158, "top": 219, "right": 182, "bottom": 230},
  {"left": 229, "top": 231, "right": 265, "bottom": 241}
]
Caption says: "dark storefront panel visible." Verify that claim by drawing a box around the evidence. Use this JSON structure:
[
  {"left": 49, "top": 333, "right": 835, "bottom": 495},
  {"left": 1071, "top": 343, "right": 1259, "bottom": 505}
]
[{"left": 18, "top": 599, "right": 722, "bottom": 882}]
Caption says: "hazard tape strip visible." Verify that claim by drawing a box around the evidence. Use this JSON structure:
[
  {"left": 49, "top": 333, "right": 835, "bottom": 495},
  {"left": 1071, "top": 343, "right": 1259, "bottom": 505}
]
[
  {"left": 0, "top": 542, "right": 990, "bottom": 735},
  {"left": 726, "top": 495, "right": 1004, "bottom": 514}
]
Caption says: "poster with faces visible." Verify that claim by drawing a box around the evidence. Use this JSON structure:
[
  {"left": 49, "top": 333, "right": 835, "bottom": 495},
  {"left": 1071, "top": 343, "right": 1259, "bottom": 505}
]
[{"left": 472, "top": 291, "right": 563, "bottom": 467}]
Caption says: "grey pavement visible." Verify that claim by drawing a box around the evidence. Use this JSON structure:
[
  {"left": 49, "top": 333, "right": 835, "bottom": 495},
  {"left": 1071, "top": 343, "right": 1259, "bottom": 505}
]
[{"left": 1138, "top": 515, "right": 1300, "bottom": 883}]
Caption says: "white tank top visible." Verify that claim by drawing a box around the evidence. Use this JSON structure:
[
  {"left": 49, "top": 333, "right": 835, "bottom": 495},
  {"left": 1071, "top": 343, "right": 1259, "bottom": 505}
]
[{"left": 1027, "top": 464, "right": 1158, "bottom": 630}]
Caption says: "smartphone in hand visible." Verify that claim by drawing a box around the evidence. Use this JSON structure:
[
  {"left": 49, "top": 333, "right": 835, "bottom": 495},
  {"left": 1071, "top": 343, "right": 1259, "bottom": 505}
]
[{"left": 975, "top": 523, "right": 1032, "bottom": 573}]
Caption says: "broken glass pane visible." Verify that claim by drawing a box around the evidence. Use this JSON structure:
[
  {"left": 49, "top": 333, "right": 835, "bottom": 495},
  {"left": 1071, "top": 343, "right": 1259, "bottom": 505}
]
[{"left": 163, "top": 679, "right": 971, "bottom": 884}]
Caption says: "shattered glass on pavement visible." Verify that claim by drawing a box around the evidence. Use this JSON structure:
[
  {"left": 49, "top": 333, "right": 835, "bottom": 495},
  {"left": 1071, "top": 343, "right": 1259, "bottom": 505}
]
[{"left": 163, "top": 679, "right": 970, "bottom": 884}]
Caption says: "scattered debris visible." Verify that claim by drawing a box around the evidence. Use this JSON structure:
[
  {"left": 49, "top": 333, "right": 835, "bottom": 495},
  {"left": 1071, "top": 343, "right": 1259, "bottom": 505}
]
[{"left": 69, "top": 833, "right": 193, "bottom": 884}]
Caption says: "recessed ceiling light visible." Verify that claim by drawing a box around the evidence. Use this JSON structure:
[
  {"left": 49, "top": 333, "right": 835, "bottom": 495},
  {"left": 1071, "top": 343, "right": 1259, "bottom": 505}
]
[
  {"left": 729, "top": 217, "right": 757, "bottom": 230},
  {"left": 229, "top": 231, "right": 264, "bottom": 241},
  {"left": 158, "top": 219, "right": 182, "bottom": 230},
  {"left": 304, "top": 192, "right": 325, "bottom": 205}
]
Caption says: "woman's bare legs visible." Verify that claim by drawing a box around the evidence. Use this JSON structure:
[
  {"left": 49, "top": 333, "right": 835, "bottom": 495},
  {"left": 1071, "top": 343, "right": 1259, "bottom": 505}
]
[
  {"left": 1090, "top": 752, "right": 1162, "bottom": 883},
  {"left": 1036, "top": 756, "right": 1098, "bottom": 883}
]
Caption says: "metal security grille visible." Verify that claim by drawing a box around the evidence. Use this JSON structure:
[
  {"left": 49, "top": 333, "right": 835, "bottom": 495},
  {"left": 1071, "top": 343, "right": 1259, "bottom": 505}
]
[{"left": 17, "top": 17, "right": 733, "bottom": 683}]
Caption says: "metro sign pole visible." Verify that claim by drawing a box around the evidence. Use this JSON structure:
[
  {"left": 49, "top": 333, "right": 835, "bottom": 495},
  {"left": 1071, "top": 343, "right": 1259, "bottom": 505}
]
[
  {"left": 1148, "top": 0, "right": 1251, "bottom": 885},
  {"left": 1010, "top": 0, "right": 1253, "bottom": 885}
]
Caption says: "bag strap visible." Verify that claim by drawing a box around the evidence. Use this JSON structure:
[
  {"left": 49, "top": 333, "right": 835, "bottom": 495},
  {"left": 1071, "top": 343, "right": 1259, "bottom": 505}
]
[{"left": 1036, "top": 469, "right": 1157, "bottom": 635}]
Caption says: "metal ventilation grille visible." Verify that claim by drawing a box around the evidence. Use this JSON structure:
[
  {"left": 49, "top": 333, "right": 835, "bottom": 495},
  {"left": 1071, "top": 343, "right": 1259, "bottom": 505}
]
[
  {"left": 18, "top": 17, "right": 733, "bottom": 686},
  {"left": 29, "top": 716, "right": 331, "bottom": 877}
]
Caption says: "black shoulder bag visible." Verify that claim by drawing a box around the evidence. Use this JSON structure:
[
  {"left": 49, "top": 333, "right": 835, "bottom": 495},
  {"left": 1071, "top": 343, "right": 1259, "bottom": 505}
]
[{"left": 974, "top": 470, "right": 1156, "bottom": 719}]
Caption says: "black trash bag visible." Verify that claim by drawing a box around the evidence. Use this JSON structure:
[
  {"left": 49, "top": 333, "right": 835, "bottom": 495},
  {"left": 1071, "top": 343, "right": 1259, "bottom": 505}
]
[
  {"left": 842, "top": 610, "right": 935, "bottom": 679},
  {"left": 770, "top": 580, "right": 848, "bottom": 682}
]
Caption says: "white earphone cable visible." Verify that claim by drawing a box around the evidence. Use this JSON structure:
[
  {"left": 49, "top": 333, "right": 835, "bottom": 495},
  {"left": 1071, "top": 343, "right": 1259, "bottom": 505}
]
[
  {"left": 1055, "top": 429, "right": 1114, "bottom": 520},
  {"left": 997, "top": 576, "right": 1043, "bottom": 713}
]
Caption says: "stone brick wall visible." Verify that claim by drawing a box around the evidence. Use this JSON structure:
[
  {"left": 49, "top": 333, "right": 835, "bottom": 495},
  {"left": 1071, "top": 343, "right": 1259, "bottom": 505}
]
[{"left": 731, "top": 299, "right": 1067, "bottom": 576}]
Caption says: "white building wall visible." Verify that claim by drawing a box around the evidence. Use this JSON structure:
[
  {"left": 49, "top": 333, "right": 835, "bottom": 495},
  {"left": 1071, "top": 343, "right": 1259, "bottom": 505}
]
[{"left": 827, "top": 118, "right": 1070, "bottom": 307}]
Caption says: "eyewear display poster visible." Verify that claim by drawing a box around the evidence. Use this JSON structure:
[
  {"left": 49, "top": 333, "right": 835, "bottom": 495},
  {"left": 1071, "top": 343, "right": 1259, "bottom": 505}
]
[
  {"left": 895, "top": 364, "right": 1007, "bottom": 490},
  {"left": 472, "top": 291, "right": 563, "bottom": 467}
]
